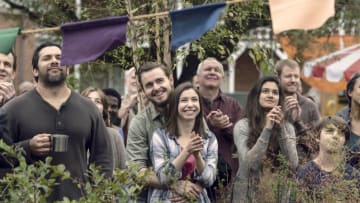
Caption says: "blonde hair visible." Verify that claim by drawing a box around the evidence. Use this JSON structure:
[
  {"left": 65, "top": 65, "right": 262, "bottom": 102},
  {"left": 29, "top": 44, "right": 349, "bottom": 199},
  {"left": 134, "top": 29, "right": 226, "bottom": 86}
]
[{"left": 274, "top": 59, "right": 299, "bottom": 77}]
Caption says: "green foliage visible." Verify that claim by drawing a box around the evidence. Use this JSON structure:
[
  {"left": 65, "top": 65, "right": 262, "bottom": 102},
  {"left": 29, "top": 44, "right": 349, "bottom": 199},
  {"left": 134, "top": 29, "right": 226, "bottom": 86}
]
[
  {"left": 0, "top": 140, "right": 147, "bottom": 202},
  {"left": 0, "top": 140, "right": 71, "bottom": 203},
  {"left": 5, "top": 0, "right": 359, "bottom": 87},
  {"left": 197, "top": 0, "right": 269, "bottom": 61},
  {"left": 248, "top": 45, "right": 275, "bottom": 76}
]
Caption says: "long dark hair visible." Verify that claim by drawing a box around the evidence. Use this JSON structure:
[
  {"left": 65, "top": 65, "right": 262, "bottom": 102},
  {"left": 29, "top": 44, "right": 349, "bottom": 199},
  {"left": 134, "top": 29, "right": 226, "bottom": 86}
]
[
  {"left": 166, "top": 82, "right": 205, "bottom": 138},
  {"left": 347, "top": 72, "right": 360, "bottom": 122},
  {"left": 245, "top": 76, "right": 285, "bottom": 155}
]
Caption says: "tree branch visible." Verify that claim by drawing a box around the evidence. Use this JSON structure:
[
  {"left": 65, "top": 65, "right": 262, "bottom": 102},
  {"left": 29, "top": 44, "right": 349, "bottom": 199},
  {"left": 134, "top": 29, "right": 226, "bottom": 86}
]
[{"left": 3, "top": 0, "right": 40, "bottom": 20}]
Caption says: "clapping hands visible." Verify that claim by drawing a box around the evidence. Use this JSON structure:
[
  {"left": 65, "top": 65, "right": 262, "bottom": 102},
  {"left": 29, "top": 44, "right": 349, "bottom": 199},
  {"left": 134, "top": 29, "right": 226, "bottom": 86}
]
[
  {"left": 265, "top": 106, "right": 284, "bottom": 129},
  {"left": 183, "top": 132, "right": 203, "bottom": 157},
  {"left": 284, "top": 96, "right": 302, "bottom": 123},
  {"left": 206, "top": 109, "right": 232, "bottom": 129},
  {"left": 0, "top": 82, "right": 15, "bottom": 106}
]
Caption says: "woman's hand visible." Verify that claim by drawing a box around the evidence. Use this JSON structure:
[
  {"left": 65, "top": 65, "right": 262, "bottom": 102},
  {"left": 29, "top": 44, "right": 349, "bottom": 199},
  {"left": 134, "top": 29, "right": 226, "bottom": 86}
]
[
  {"left": 184, "top": 132, "right": 203, "bottom": 156},
  {"left": 265, "top": 106, "right": 283, "bottom": 130}
]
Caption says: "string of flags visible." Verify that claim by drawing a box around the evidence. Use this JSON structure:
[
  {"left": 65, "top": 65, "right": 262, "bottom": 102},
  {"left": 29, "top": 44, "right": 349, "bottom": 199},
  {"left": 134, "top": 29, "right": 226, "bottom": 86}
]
[{"left": 0, "top": 0, "right": 335, "bottom": 66}]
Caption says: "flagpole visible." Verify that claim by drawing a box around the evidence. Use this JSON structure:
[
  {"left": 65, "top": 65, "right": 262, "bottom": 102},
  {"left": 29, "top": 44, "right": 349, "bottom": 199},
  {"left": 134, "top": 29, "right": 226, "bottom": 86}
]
[
  {"left": 18, "top": 0, "right": 248, "bottom": 35},
  {"left": 20, "top": 26, "right": 60, "bottom": 34}
]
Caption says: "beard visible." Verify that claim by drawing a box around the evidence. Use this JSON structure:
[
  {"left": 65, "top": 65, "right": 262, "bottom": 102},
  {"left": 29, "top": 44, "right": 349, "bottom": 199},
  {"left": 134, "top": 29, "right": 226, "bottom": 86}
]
[
  {"left": 148, "top": 88, "right": 170, "bottom": 108},
  {"left": 148, "top": 96, "right": 169, "bottom": 108},
  {"left": 38, "top": 70, "right": 67, "bottom": 87}
]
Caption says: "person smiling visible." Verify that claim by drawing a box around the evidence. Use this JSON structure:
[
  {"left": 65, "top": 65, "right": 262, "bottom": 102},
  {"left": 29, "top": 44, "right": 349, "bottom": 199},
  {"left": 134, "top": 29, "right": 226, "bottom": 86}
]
[
  {"left": 0, "top": 50, "right": 16, "bottom": 106},
  {"left": 232, "top": 76, "right": 298, "bottom": 202},
  {"left": 196, "top": 58, "right": 243, "bottom": 200},
  {"left": 149, "top": 82, "right": 218, "bottom": 203}
]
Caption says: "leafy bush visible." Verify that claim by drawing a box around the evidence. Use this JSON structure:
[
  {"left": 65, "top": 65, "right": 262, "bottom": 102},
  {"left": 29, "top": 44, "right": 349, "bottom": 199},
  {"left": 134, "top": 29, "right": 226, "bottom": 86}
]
[{"left": 0, "top": 140, "right": 146, "bottom": 203}]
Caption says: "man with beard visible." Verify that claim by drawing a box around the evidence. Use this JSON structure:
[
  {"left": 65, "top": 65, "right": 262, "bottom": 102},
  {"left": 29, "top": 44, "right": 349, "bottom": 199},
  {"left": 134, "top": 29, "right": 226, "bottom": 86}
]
[
  {"left": 196, "top": 57, "right": 243, "bottom": 201},
  {"left": 0, "top": 51, "right": 16, "bottom": 107},
  {"left": 297, "top": 116, "right": 360, "bottom": 201},
  {"left": 2, "top": 42, "right": 113, "bottom": 201},
  {"left": 275, "top": 59, "right": 320, "bottom": 164},
  {"left": 127, "top": 62, "right": 203, "bottom": 202}
]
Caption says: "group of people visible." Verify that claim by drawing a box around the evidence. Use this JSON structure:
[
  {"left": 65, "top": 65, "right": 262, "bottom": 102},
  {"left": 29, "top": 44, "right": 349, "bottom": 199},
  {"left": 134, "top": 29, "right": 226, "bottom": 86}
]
[{"left": 0, "top": 41, "right": 359, "bottom": 203}]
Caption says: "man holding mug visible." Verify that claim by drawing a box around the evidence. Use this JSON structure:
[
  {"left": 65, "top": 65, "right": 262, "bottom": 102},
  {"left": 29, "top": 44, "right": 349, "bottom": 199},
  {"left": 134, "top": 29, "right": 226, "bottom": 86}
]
[{"left": 2, "top": 42, "right": 113, "bottom": 201}]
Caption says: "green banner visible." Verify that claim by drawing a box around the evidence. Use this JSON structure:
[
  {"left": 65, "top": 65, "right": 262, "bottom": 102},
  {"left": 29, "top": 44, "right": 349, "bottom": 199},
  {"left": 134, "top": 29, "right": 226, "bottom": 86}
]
[{"left": 0, "top": 27, "right": 19, "bottom": 54}]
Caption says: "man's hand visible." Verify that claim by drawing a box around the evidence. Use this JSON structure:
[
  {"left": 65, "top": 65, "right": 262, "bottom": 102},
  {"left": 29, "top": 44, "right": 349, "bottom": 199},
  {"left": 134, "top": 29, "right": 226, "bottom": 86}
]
[
  {"left": 118, "top": 94, "right": 137, "bottom": 120},
  {"left": 206, "top": 109, "right": 232, "bottom": 129},
  {"left": 170, "top": 180, "right": 202, "bottom": 202},
  {"left": 0, "top": 82, "right": 15, "bottom": 106},
  {"left": 29, "top": 134, "right": 51, "bottom": 156},
  {"left": 284, "top": 96, "right": 302, "bottom": 123}
]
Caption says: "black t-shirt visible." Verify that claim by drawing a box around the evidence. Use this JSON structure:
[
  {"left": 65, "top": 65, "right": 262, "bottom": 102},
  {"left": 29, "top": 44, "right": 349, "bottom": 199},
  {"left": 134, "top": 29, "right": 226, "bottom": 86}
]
[{"left": 346, "top": 131, "right": 360, "bottom": 168}]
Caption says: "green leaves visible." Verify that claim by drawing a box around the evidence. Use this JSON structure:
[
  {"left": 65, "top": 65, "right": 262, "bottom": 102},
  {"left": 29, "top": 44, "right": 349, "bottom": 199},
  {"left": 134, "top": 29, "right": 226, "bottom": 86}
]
[{"left": 0, "top": 141, "right": 147, "bottom": 202}]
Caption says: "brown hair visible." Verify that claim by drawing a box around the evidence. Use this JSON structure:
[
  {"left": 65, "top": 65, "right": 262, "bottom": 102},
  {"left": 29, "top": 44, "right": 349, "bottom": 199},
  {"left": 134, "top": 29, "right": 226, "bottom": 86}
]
[
  {"left": 315, "top": 116, "right": 350, "bottom": 141},
  {"left": 81, "top": 87, "right": 111, "bottom": 127},
  {"left": 166, "top": 82, "right": 205, "bottom": 138},
  {"left": 136, "top": 62, "right": 172, "bottom": 90}
]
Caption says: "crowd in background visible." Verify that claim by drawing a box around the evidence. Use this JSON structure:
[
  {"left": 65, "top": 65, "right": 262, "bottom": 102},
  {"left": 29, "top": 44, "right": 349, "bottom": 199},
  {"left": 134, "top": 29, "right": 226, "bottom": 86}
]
[{"left": 0, "top": 42, "right": 360, "bottom": 202}]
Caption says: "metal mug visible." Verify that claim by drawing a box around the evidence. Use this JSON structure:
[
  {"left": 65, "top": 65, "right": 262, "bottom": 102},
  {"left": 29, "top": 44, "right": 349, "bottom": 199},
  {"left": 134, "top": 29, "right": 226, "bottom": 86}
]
[{"left": 51, "top": 134, "right": 69, "bottom": 152}]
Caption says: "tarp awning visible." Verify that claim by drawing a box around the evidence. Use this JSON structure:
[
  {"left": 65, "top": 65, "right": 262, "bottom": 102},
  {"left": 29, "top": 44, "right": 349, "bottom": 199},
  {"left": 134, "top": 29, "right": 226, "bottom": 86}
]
[{"left": 302, "top": 44, "right": 360, "bottom": 93}]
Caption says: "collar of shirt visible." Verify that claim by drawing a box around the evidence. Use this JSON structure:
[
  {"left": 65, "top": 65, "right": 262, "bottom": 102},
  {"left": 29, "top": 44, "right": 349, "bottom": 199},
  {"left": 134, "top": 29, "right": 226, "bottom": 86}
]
[
  {"left": 202, "top": 89, "right": 225, "bottom": 104},
  {"left": 149, "top": 102, "right": 164, "bottom": 122}
]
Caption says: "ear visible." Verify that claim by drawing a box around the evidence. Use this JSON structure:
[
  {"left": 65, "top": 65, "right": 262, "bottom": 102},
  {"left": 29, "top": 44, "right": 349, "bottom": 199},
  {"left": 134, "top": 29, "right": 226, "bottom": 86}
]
[
  {"left": 348, "top": 89, "right": 353, "bottom": 98},
  {"left": 32, "top": 68, "right": 38, "bottom": 77},
  {"left": 169, "top": 74, "right": 174, "bottom": 87},
  {"left": 11, "top": 71, "right": 16, "bottom": 81}
]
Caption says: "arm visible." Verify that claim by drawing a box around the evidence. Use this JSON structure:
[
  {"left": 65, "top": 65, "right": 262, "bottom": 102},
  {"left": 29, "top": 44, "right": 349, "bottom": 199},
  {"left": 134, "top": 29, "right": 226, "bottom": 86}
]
[
  {"left": 208, "top": 100, "right": 243, "bottom": 141},
  {"left": 310, "top": 102, "right": 321, "bottom": 124},
  {"left": 193, "top": 132, "right": 218, "bottom": 187},
  {"left": 150, "top": 130, "right": 181, "bottom": 186},
  {"left": 221, "top": 101, "right": 244, "bottom": 140},
  {"left": 0, "top": 82, "right": 15, "bottom": 107},
  {"left": 279, "top": 123, "right": 299, "bottom": 170},
  {"left": 88, "top": 114, "right": 113, "bottom": 178},
  {"left": 233, "top": 119, "right": 272, "bottom": 169},
  {"left": 3, "top": 105, "right": 39, "bottom": 163},
  {"left": 0, "top": 108, "right": 12, "bottom": 145},
  {"left": 126, "top": 114, "right": 150, "bottom": 170},
  {"left": 127, "top": 114, "right": 166, "bottom": 188}
]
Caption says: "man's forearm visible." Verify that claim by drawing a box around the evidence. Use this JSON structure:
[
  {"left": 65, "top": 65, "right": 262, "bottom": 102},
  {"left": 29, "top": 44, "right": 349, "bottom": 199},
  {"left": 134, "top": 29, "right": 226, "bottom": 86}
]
[{"left": 139, "top": 168, "right": 167, "bottom": 189}]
